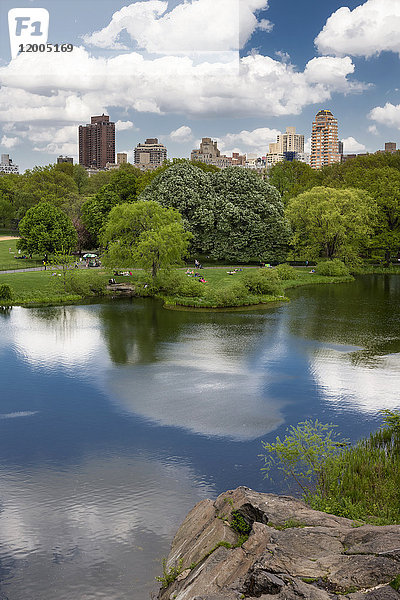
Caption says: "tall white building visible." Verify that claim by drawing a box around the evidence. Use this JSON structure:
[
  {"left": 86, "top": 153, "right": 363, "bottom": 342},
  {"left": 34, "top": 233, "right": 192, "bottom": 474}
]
[{"left": 266, "top": 127, "right": 304, "bottom": 165}]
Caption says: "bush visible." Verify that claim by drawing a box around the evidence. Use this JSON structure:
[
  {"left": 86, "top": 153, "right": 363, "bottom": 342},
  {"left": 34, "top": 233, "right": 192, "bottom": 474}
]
[
  {"left": 315, "top": 259, "right": 349, "bottom": 277},
  {"left": 154, "top": 270, "right": 202, "bottom": 297},
  {"left": 262, "top": 411, "right": 400, "bottom": 524},
  {"left": 0, "top": 284, "right": 13, "bottom": 301},
  {"left": 242, "top": 268, "right": 283, "bottom": 296},
  {"left": 204, "top": 281, "right": 249, "bottom": 307},
  {"left": 308, "top": 410, "right": 400, "bottom": 524},
  {"left": 66, "top": 272, "right": 106, "bottom": 296},
  {"left": 275, "top": 263, "right": 299, "bottom": 280}
]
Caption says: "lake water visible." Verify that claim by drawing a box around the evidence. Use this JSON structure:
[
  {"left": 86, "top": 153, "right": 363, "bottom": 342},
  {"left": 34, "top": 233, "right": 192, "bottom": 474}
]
[{"left": 0, "top": 275, "right": 399, "bottom": 599}]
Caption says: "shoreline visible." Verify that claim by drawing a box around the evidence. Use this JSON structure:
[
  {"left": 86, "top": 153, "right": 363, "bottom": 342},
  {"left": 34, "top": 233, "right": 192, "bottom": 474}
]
[{"left": 0, "top": 272, "right": 355, "bottom": 309}]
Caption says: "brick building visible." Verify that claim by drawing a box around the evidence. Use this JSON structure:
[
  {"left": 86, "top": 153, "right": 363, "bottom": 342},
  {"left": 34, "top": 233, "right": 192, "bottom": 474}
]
[{"left": 79, "top": 114, "right": 115, "bottom": 169}]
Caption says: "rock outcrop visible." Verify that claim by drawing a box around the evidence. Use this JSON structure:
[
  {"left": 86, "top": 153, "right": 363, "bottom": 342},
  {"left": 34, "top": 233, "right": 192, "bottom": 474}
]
[{"left": 157, "top": 487, "right": 400, "bottom": 600}]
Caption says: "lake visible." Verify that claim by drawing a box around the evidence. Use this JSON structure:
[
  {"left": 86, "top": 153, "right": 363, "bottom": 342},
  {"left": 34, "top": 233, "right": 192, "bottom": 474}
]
[{"left": 0, "top": 274, "right": 399, "bottom": 599}]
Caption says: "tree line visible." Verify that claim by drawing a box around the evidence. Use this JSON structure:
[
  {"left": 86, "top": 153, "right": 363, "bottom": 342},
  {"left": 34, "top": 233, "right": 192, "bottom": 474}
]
[{"left": 3, "top": 151, "right": 400, "bottom": 270}]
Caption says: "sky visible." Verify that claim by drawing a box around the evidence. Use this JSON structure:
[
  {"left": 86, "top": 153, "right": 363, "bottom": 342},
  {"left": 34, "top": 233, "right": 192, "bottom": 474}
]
[{"left": 0, "top": 0, "right": 400, "bottom": 172}]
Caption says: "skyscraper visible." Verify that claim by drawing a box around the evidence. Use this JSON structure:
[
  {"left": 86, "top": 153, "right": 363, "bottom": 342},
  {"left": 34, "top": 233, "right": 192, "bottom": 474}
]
[
  {"left": 310, "top": 110, "right": 340, "bottom": 169},
  {"left": 79, "top": 114, "right": 115, "bottom": 169}
]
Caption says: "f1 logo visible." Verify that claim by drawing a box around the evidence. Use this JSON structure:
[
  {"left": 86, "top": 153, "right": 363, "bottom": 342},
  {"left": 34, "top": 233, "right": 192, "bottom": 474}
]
[{"left": 8, "top": 8, "right": 49, "bottom": 59}]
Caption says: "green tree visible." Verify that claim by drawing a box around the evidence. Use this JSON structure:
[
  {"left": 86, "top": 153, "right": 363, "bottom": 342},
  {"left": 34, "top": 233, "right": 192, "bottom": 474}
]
[
  {"left": 81, "top": 185, "right": 121, "bottom": 245},
  {"left": 15, "top": 165, "right": 78, "bottom": 218},
  {"left": 17, "top": 202, "right": 77, "bottom": 255},
  {"left": 138, "top": 162, "right": 216, "bottom": 254},
  {"left": 268, "top": 161, "right": 317, "bottom": 204},
  {"left": 54, "top": 161, "right": 73, "bottom": 177},
  {"left": 0, "top": 196, "right": 14, "bottom": 228},
  {"left": 342, "top": 167, "right": 400, "bottom": 263},
  {"left": 286, "top": 186, "right": 377, "bottom": 261},
  {"left": 72, "top": 164, "right": 89, "bottom": 194},
  {"left": 101, "top": 201, "right": 191, "bottom": 277},
  {"left": 84, "top": 170, "right": 114, "bottom": 195},
  {"left": 108, "top": 163, "right": 141, "bottom": 202},
  {"left": 261, "top": 420, "right": 347, "bottom": 495},
  {"left": 211, "top": 167, "right": 291, "bottom": 262}
]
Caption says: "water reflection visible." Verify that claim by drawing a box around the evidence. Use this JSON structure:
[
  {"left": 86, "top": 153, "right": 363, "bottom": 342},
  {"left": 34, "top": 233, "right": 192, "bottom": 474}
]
[
  {"left": 99, "top": 302, "right": 286, "bottom": 440},
  {"left": 0, "top": 306, "right": 12, "bottom": 318},
  {"left": 8, "top": 306, "right": 106, "bottom": 371},
  {"left": 0, "top": 276, "right": 399, "bottom": 599},
  {"left": 311, "top": 349, "right": 400, "bottom": 413},
  {"left": 0, "top": 453, "right": 214, "bottom": 600}
]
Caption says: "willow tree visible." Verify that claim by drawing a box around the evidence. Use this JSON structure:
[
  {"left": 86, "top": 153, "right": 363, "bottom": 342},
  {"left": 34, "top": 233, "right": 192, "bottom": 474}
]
[
  {"left": 101, "top": 200, "right": 191, "bottom": 277},
  {"left": 286, "top": 186, "right": 377, "bottom": 261}
]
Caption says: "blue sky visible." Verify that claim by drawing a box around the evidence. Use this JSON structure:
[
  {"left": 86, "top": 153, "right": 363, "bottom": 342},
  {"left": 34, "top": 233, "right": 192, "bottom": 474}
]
[{"left": 0, "top": 0, "right": 399, "bottom": 171}]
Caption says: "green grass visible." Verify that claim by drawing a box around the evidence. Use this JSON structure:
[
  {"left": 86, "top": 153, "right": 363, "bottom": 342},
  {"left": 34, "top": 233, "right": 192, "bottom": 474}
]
[
  {"left": 0, "top": 239, "right": 43, "bottom": 271},
  {"left": 0, "top": 264, "right": 353, "bottom": 308},
  {"left": 307, "top": 412, "right": 400, "bottom": 525},
  {"left": 0, "top": 269, "right": 111, "bottom": 305}
]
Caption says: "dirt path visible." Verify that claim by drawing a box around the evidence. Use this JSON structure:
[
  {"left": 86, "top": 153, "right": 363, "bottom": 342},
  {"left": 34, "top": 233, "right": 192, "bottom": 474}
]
[{"left": 0, "top": 236, "right": 19, "bottom": 241}]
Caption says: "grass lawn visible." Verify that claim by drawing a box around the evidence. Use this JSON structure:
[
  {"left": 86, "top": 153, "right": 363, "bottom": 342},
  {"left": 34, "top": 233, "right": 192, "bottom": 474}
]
[
  {"left": 0, "top": 265, "right": 353, "bottom": 307},
  {"left": 0, "top": 239, "right": 43, "bottom": 271},
  {"left": 0, "top": 268, "right": 111, "bottom": 304}
]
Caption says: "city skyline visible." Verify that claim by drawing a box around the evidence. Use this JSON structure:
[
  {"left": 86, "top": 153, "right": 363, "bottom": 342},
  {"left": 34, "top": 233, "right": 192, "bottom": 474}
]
[{"left": 0, "top": 0, "right": 399, "bottom": 171}]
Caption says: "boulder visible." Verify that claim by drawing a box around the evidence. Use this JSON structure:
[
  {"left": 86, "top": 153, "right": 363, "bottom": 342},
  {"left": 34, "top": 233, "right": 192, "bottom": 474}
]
[{"left": 157, "top": 487, "right": 400, "bottom": 600}]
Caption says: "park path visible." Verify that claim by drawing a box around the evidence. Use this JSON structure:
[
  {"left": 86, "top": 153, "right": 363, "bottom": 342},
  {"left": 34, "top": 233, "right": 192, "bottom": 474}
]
[{"left": 0, "top": 266, "right": 46, "bottom": 274}]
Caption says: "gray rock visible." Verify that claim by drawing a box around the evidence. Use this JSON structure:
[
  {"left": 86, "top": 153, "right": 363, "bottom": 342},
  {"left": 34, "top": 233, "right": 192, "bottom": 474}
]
[{"left": 157, "top": 488, "right": 400, "bottom": 600}]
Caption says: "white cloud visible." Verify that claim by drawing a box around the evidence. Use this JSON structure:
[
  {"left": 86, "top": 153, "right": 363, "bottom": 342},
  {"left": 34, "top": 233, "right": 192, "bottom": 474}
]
[
  {"left": 4, "top": 123, "right": 78, "bottom": 156},
  {"left": 368, "top": 124, "right": 379, "bottom": 135},
  {"left": 169, "top": 125, "right": 193, "bottom": 142},
  {"left": 216, "top": 126, "right": 280, "bottom": 156},
  {"left": 0, "top": 46, "right": 364, "bottom": 127},
  {"left": 304, "top": 56, "right": 357, "bottom": 90},
  {"left": 369, "top": 102, "right": 400, "bottom": 129},
  {"left": 115, "top": 120, "right": 135, "bottom": 131},
  {"left": 82, "top": 0, "right": 270, "bottom": 53},
  {"left": 315, "top": 0, "right": 400, "bottom": 58},
  {"left": 304, "top": 137, "right": 311, "bottom": 153},
  {"left": 342, "top": 136, "right": 366, "bottom": 153},
  {"left": 258, "top": 19, "right": 273, "bottom": 32},
  {"left": 1, "top": 135, "right": 19, "bottom": 148}
]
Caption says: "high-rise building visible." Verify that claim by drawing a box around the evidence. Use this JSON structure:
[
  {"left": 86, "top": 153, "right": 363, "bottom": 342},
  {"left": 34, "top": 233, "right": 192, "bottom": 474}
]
[
  {"left": 0, "top": 154, "right": 19, "bottom": 174},
  {"left": 134, "top": 138, "right": 167, "bottom": 170},
  {"left": 79, "top": 114, "right": 115, "bottom": 169},
  {"left": 310, "top": 110, "right": 340, "bottom": 169},
  {"left": 117, "top": 152, "right": 128, "bottom": 165}
]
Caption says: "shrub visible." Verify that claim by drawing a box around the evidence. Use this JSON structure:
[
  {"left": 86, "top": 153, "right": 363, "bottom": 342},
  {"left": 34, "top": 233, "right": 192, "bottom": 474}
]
[
  {"left": 241, "top": 268, "right": 283, "bottom": 296},
  {"left": 231, "top": 510, "right": 252, "bottom": 536},
  {"left": 204, "top": 281, "right": 249, "bottom": 307},
  {"left": 66, "top": 272, "right": 106, "bottom": 296},
  {"left": 154, "top": 270, "right": 202, "bottom": 297},
  {"left": 275, "top": 263, "right": 299, "bottom": 280},
  {"left": 156, "top": 558, "right": 184, "bottom": 589},
  {"left": 315, "top": 259, "right": 349, "bottom": 277},
  {"left": 0, "top": 284, "right": 13, "bottom": 301},
  {"left": 262, "top": 411, "right": 400, "bottom": 524}
]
